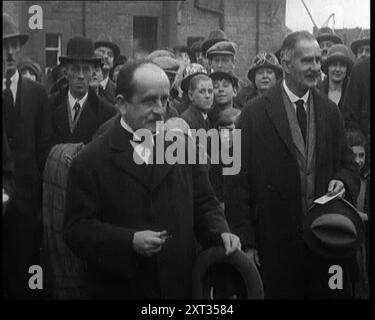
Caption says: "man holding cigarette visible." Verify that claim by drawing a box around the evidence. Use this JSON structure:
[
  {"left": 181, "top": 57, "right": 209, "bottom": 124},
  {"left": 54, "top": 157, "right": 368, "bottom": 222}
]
[{"left": 63, "top": 60, "right": 240, "bottom": 299}]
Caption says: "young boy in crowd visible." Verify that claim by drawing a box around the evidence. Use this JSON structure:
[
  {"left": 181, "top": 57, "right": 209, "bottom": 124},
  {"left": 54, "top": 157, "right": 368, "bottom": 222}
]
[
  {"left": 181, "top": 74, "right": 214, "bottom": 130},
  {"left": 209, "top": 108, "right": 241, "bottom": 208},
  {"left": 208, "top": 70, "right": 240, "bottom": 128},
  {"left": 346, "top": 128, "right": 370, "bottom": 299}
]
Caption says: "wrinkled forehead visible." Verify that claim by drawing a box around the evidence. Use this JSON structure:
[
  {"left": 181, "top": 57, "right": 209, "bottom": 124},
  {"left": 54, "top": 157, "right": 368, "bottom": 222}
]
[{"left": 294, "top": 39, "right": 321, "bottom": 57}]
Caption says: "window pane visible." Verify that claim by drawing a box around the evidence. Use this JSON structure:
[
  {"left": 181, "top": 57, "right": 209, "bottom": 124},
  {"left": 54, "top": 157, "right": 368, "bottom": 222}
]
[
  {"left": 46, "top": 34, "right": 59, "bottom": 48},
  {"left": 46, "top": 50, "right": 58, "bottom": 68}
]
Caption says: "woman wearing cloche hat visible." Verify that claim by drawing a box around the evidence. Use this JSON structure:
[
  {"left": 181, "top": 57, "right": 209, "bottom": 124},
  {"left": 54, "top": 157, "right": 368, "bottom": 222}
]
[
  {"left": 247, "top": 51, "right": 283, "bottom": 99},
  {"left": 318, "top": 44, "right": 353, "bottom": 110}
]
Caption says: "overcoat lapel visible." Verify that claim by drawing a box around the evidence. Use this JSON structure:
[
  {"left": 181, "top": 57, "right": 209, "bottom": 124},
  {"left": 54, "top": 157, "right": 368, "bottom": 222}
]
[
  {"left": 151, "top": 136, "right": 175, "bottom": 191},
  {"left": 312, "top": 88, "right": 328, "bottom": 174},
  {"left": 53, "top": 98, "right": 71, "bottom": 138},
  {"left": 73, "top": 91, "right": 98, "bottom": 135},
  {"left": 264, "top": 83, "right": 296, "bottom": 159}
]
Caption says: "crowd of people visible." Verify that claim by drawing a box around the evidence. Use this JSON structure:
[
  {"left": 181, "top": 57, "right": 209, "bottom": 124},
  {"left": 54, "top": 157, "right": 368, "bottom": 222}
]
[{"left": 2, "top": 10, "right": 370, "bottom": 300}]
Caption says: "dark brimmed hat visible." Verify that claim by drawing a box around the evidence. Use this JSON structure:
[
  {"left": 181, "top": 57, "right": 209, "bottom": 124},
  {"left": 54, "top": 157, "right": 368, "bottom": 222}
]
[
  {"left": 181, "top": 63, "right": 208, "bottom": 93},
  {"left": 247, "top": 51, "right": 283, "bottom": 83},
  {"left": 350, "top": 29, "right": 370, "bottom": 55},
  {"left": 316, "top": 27, "right": 343, "bottom": 45},
  {"left": 303, "top": 198, "right": 365, "bottom": 259},
  {"left": 321, "top": 44, "right": 354, "bottom": 75},
  {"left": 192, "top": 246, "right": 264, "bottom": 299},
  {"left": 3, "top": 13, "right": 29, "bottom": 46},
  {"left": 18, "top": 59, "right": 43, "bottom": 82},
  {"left": 206, "top": 41, "right": 237, "bottom": 59},
  {"left": 59, "top": 36, "right": 102, "bottom": 65},
  {"left": 94, "top": 34, "right": 120, "bottom": 61},
  {"left": 210, "top": 70, "right": 239, "bottom": 89},
  {"left": 201, "top": 29, "right": 230, "bottom": 57}
]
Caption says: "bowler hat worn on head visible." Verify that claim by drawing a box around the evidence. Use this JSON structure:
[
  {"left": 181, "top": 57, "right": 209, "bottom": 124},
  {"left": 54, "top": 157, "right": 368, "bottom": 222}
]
[
  {"left": 94, "top": 34, "right": 120, "bottom": 61},
  {"left": 247, "top": 51, "right": 283, "bottom": 83},
  {"left": 192, "top": 246, "right": 264, "bottom": 299},
  {"left": 316, "top": 27, "right": 343, "bottom": 45},
  {"left": 350, "top": 29, "right": 370, "bottom": 55},
  {"left": 210, "top": 70, "right": 239, "bottom": 89},
  {"left": 59, "top": 36, "right": 102, "bottom": 66},
  {"left": 201, "top": 29, "right": 230, "bottom": 57},
  {"left": 180, "top": 63, "right": 208, "bottom": 93},
  {"left": 303, "top": 198, "right": 365, "bottom": 259},
  {"left": 206, "top": 41, "right": 237, "bottom": 59},
  {"left": 321, "top": 44, "right": 354, "bottom": 75},
  {"left": 3, "top": 13, "right": 29, "bottom": 46}
]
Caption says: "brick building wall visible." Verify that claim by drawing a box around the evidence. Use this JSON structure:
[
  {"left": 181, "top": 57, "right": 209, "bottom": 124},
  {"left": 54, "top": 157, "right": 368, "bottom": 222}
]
[{"left": 3, "top": 0, "right": 287, "bottom": 83}]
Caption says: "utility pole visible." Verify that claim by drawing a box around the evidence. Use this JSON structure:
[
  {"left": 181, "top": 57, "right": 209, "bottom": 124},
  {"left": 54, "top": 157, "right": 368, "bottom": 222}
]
[{"left": 300, "top": 0, "right": 318, "bottom": 28}]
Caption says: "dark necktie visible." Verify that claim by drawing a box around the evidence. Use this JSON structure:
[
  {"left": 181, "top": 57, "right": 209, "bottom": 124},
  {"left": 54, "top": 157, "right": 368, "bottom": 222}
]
[
  {"left": 3, "top": 76, "right": 17, "bottom": 140},
  {"left": 3, "top": 76, "right": 14, "bottom": 108},
  {"left": 73, "top": 101, "right": 80, "bottom": 121},
  {"left": 295, "top": 99, "right": 307, "bottom": 144}
]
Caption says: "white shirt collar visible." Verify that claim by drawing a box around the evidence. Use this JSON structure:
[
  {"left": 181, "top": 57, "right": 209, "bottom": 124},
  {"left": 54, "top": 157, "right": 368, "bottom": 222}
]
[
  {"left": 282, "top": 80, "right": 309, "bottom": 110},
  {"left": 120, "top": 117, "right": 155, "bottom": 164},
  {"left": 201, "top": 112, "right": 208, "bottom": 120},
  {"left": 120, "top": 117, "right": 142, "bottom": 142},
  {"left": 100, "top": 76, "right": 109, "bottom": 90},
  {"left": 68, "top": 90, "right": 88, "bottom": 111},
  {"left": 3, "top": 70, "right": 19, "bottom": 103}
]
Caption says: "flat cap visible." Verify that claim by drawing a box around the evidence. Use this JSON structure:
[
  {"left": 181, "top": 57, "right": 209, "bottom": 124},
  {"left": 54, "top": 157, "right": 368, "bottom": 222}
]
[
  {"left": 201, "top": 29, "right": 230, "bottom": 56},
  {"left": 206, "top": 41, "right": 237, "bottom": 58},
  {"left": 146, "top": 50, "right": 176, "bottom": 61},
  {"left": 152, "top": 56, "right": 180, "bottom": 74}
]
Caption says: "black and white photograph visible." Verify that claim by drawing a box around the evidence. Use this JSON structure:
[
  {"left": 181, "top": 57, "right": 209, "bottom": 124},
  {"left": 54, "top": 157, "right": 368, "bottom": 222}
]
[{"left": 2, "top": 0, "right": 371, "bottom": 304}]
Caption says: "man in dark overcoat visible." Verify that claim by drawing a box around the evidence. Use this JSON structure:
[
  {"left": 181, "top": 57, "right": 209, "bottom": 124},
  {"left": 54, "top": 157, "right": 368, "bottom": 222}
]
[
  {"left": 48, "top": 36, "right": 117, "bottom": 145},
  {"left": 342, "top": 56, "right": 370, "bottom": 143},
  {"left": 94, "top": 35, "right": 119, "bottom": 105},
  {"left": 63, "top": 61, "right": 240, "bottom": 299},
  {"left": 225, "top": 31, "right": 359, "bottom": 299},
  {"left": 2, "top": 13, "right": 54, "bottom": 299}
]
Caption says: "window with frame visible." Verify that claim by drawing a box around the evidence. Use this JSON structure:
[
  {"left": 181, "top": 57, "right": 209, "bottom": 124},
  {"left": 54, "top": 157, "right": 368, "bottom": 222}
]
[{"left": 45, "top": 33, "right": 62, "bottom": 74}]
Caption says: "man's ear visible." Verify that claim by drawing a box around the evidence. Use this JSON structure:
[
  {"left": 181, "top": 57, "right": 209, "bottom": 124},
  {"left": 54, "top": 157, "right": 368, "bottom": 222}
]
[
  {"left": 116, "top": 94, "right": 127, "bottom": 115},
  {"left": 281, "top": 50, "right": 290, "bottom": 75},
  {"left": 232, "top": 85, "right": 238, "bottom": 97}
]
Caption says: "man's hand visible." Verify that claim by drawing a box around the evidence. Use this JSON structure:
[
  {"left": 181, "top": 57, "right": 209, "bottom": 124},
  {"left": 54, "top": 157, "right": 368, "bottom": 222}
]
[
  {"left": 327, "top": 179, "right": 345, "bottom": 197},
  {"left": 245, "top": 248, "right": 261, "bottom": 267},
  {"left": 221, "top": 232, "right": 241, "bottom": 256},
  {"left": 133, "top": 230, "right": 167, "bottom": 257}
]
